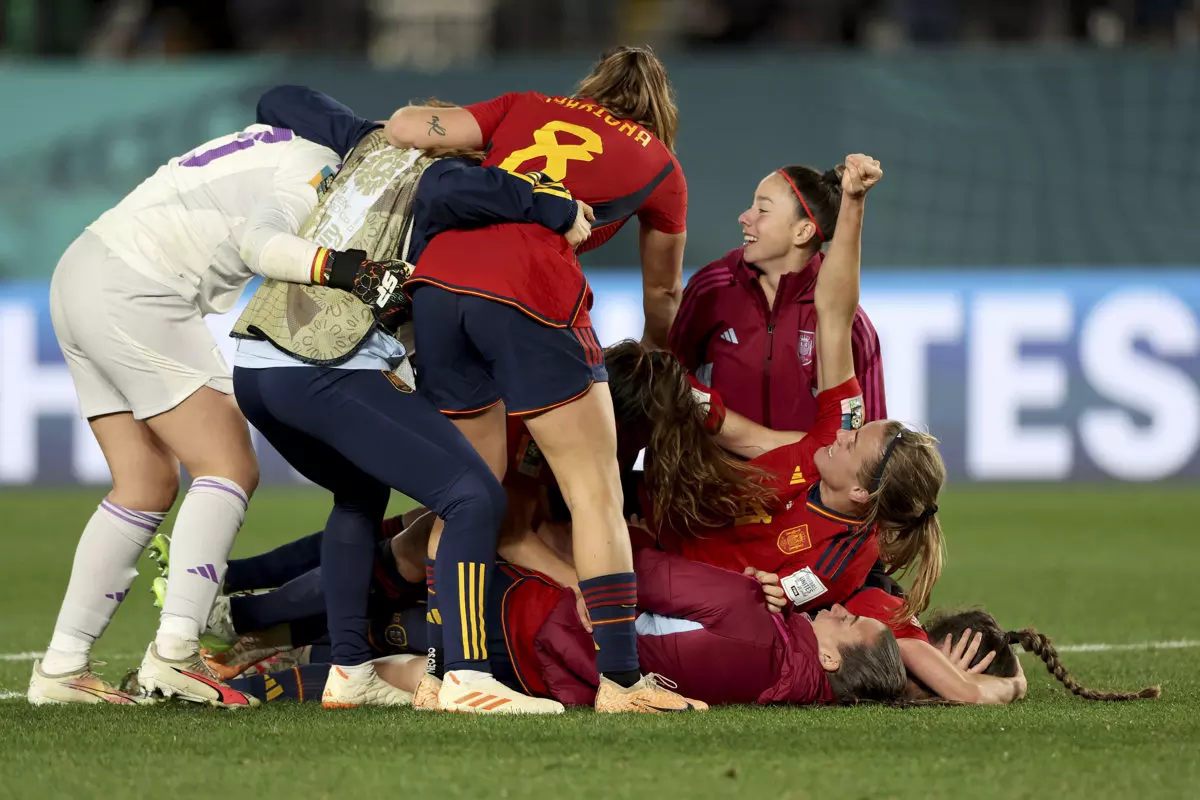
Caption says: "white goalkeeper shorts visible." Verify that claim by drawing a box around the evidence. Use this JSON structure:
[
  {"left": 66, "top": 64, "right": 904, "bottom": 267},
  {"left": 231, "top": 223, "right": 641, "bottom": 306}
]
[{"left": 49, "top": 230, "right": 233, "bottom": 421}]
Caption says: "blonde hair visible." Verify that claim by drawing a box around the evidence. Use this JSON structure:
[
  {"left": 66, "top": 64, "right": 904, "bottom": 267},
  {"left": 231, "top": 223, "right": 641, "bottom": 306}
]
[
  {"left": 574, "top": 45, "right": 679, "bottom": 151},
  {"left": 856, "top": 422, "right": 946, "bottom": 622}
]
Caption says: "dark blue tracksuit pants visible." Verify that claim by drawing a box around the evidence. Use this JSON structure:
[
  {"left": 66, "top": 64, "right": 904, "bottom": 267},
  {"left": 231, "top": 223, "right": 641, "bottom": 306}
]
[{"left": 234, "top": 366, "right": 506, "bottom": 668}]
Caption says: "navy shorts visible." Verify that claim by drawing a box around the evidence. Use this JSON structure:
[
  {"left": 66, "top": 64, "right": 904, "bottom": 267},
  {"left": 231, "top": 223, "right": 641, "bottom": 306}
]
[{"left": 411, "top": 285, "right": 608, "bottom": 416}]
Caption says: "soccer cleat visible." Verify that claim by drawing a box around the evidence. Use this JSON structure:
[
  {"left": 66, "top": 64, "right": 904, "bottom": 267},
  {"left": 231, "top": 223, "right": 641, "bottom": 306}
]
[
  {"left": 136, "top": 643, "right": 259, "bottom": 708},
  {"left": 203, "top": 644, "right": 309, "bottom": 682},
  {"left": 146, "top": 532, "right": 171, "bottom": 577},
  {"left": 594, "top": 673, "right": 708, "bottom": 713},
  {"left": 321, "top": 664, "right": 413, "bottom": 708},
  {"left": 27, "top": 661, "right": 139, "bottom": 706},
  {"left": 150, "top": 576, "right": 167, "bottom": 610},
  {"left": 436, "top": 671, "right": 564, "bottom": 715},
  {"left": 203, "top": 594, "right": 236, "bottom": 647},
  {"left": 412, "top": 673, "right": 442, "bottom": 711}
]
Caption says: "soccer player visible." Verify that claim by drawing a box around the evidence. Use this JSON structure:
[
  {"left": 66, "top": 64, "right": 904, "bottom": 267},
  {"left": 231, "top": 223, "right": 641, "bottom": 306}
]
[
  {"left": 656, "top": 155, "right": 947, "bottom": 628},
  {"left": 669, "top": 164, "right": 887, "bottom": 430},
  {"left": 230, "top": 86, "right": 584, "bottom": 711},
  {"left": 215, "top": 532, "right": 908, "bottom": 707},
  {"left": 30, "top": 116, "right": 412, "bottom": 707},
  {"left": 386, "top": 46, "right": 696, "bottom": 711}
]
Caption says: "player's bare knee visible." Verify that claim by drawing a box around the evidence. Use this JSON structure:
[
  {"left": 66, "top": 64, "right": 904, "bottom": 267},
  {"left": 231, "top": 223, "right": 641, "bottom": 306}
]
[
  {"left": 181, "top": 454, "right": 259, "bottom": 498},
  {"left": 110, "top": 468, "right": 179, "bottom": 513}
]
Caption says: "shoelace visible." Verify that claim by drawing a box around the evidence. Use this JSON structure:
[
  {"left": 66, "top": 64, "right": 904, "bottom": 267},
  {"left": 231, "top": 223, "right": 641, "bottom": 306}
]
[{"left": 641, "top": 673, "right": 679, "bottom": 692}]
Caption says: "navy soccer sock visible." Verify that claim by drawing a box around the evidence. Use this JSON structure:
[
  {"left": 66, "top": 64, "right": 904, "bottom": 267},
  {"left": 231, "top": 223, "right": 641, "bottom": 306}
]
[
  {"left": 224, "top": 532, "right": 323, "bottom": 592},
  {"left": 322, "top": 501, "right": 382, "bottom": 666},
  {"left": 228, "top": 664, "right": 330, "bottom": 703},
  {"left": 579, "top": 572, "right": 640, "bottom": 686},
  {"left": 230, "top": 568, "right": 325, "bottom": 634}
]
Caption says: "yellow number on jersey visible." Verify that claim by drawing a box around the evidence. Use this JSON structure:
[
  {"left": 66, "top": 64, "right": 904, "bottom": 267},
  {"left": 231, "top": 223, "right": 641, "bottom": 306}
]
[{"left": 497, "top": 121, "right": 603, "bottom": 182}]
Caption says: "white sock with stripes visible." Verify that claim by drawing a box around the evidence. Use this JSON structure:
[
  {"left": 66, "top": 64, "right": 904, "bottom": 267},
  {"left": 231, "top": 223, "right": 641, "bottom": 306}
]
[
  {"left": 156, "top": 477, "right": 248, "bottom": 660},
  {"left": 42, "top": 499, "right": 166, "bottom": 675}
]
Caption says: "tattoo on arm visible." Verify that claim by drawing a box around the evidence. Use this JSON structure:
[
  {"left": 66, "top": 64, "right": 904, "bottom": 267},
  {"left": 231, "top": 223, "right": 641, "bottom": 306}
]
[{"left": 427, "top": 115, "right": 447, "bottom": 136}]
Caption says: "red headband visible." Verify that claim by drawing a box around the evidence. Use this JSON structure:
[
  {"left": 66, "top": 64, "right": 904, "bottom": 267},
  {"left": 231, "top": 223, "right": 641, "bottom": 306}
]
[{"left": 777, "top": 169, "right": 825, "bottom": 243}]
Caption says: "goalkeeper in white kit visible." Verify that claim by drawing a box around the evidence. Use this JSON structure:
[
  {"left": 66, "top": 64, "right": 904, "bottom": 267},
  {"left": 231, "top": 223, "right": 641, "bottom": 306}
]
[{"left": 29, "top": 119, "right": 407, "bottom": 708}]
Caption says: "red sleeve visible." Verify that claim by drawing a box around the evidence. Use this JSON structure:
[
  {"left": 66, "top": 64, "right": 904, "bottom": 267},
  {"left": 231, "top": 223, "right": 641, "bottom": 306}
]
[
  {"left": 751, "top": 377, "right": 864, "bottom": 477},
  {"left": 668, "top": 258, "right": 731, "bottom": 370},
  {"left": 844, "top": 588, "right": 929, "bottom": 644},
  {"left": 851, "top": 308, "right": 887, "bottom": 421},
  {"left": 464, "top": 91, "right": 528, "bottom": 144},
  {"left": 636, "top": 155, "right": 687, "bottom": 233}
]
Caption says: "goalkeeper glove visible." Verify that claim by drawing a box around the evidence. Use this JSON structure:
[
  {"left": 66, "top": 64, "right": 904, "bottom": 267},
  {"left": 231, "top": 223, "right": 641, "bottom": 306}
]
[{"left": 314, "top": 248, "right": 413, "bottom": 333}]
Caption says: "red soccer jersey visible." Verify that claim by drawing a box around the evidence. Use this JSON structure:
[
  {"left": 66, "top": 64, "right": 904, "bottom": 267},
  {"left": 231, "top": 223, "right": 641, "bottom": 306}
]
[
  {"left": 504, "top": 416, "right": 552, "bottom": 491},
  {"left": 843, "top": 587, "right": 929, "bottom": 643},
  {"left": 669, "top": 248, "right": 887, "bottom": 430},
  {"left": 658, "top": 378, "right": 876, "bottom": 611},
  {"left": 410, "top": 92, "right": 687, "bottom": 327}
]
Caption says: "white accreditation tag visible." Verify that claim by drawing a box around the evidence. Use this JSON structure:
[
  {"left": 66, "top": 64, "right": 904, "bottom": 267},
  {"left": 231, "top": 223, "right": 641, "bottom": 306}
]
[{"left": 779, "top": 567, "right": 828, "bottom": 607}]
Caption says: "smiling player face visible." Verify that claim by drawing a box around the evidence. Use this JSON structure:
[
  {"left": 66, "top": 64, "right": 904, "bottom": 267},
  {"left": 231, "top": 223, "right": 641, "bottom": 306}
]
[
  {"left": 737, "top": 173, "right": 815, "bottom": 267},
  {"left": 813, "top": 419, "right": 890, "bottom": 498}
]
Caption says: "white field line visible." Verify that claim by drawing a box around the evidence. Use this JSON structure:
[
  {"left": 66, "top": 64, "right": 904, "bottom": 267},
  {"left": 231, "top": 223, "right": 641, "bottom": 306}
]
[
  {"left": 1056, "top": 639, "right": 1200, "bottom": 653},
  {"left": 0, "top": 652, "right": 140, "bottom": 662},
  {"left": 0, "top": 641, "right": 1197, "bottom": 700},
  {"left": 0, "top": 641, "right": 1195, "bottom": 665}
]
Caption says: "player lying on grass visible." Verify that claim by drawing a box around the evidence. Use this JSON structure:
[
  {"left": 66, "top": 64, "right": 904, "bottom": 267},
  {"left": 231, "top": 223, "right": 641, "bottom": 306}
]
[
  {"left": 188, "top": 519, "right": 906, "bottom": 707},
  {"left": 147, "top": 337, "right": 774, "bottom": 693},
  {"left": 198, "top": 531, "right": 1156, "bottom": 706}
]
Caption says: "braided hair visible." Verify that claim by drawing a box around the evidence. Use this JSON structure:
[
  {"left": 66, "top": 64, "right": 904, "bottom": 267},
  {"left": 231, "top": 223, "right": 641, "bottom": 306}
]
[
  {"left": 926, "top": 609, "right": 1161, "bottom": 702},
  {"left": 1007, "top": 628, "right": 1161, "bottom": 702}
]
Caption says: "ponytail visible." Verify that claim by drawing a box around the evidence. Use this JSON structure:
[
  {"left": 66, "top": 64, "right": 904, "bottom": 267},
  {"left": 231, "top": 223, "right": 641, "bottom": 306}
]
[
  {"left": 857, "top": 422, "right": 947, "bottom": 621},
  {"left": 1009, "top": 629, "right": 1161, "bottom": 702},
  {"left": 927, "top": 610, "right": 1162, "bottom": 701}
]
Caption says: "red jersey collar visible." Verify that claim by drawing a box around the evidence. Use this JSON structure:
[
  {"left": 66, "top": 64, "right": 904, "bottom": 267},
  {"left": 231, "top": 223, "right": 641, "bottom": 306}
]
[
  {"left": 805, "top": 481, "right": 866, "bottom": 526},
  {"left": 735, "top": 249, "right": 826, "bottom": 301}
]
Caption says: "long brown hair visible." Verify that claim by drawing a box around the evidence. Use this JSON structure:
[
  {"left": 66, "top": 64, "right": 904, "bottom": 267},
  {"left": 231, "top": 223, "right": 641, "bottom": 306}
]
[
  {"left": 825, "top": 629, "right": 907, "bottom": 704},
  {"left": 574, "top": 45, "right": 679, "bottom": 151},
  {"left": 856, "top": 422, "right": 946, "bottom": 622},
  {"left": 926, "top": 609, "right": 1161, "bottom": 701},
  {"left": 605, "top": 340, "right": 773, "bottom": 530}
]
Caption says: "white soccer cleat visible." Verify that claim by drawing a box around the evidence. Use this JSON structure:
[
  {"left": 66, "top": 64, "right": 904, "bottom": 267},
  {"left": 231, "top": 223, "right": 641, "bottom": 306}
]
[
  {"left": 203, "top": 594, "right": 236, "bottom": 646},
  {"left": 412, "top": 673, "right": 442, "bottom": 711},
  {"left": 27, "top": 661, "right": 139, "bottom": 706},
  {"left": 321, "top": 663, "right": 414, "bottom": 708},
  {"left": 436, "top": 671, "right": 564, "bottom": 715},
  {"left": 136, "top": 643, "right": 259, "bottom": 708}
]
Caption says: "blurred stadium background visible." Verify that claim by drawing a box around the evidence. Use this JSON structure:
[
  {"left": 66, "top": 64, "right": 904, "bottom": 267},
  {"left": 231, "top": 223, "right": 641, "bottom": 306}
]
[
  {"left": 2, "top": 0, "right": 1199, "bottom": 487},
  {"left": 1, "top": 5, "right": 1198, "bottom": 796}
]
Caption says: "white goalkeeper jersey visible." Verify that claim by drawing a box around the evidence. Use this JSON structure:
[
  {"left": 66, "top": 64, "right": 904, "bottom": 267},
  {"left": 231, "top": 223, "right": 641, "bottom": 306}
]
[{"left": 87, "top": 124, "right": 338, "bottom": 315}]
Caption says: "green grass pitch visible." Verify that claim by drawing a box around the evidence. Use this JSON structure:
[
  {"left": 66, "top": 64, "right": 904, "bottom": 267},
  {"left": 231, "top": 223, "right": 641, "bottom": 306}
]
[{"left": 1, "top": 485, "right": 1198, "bottom": 799}]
